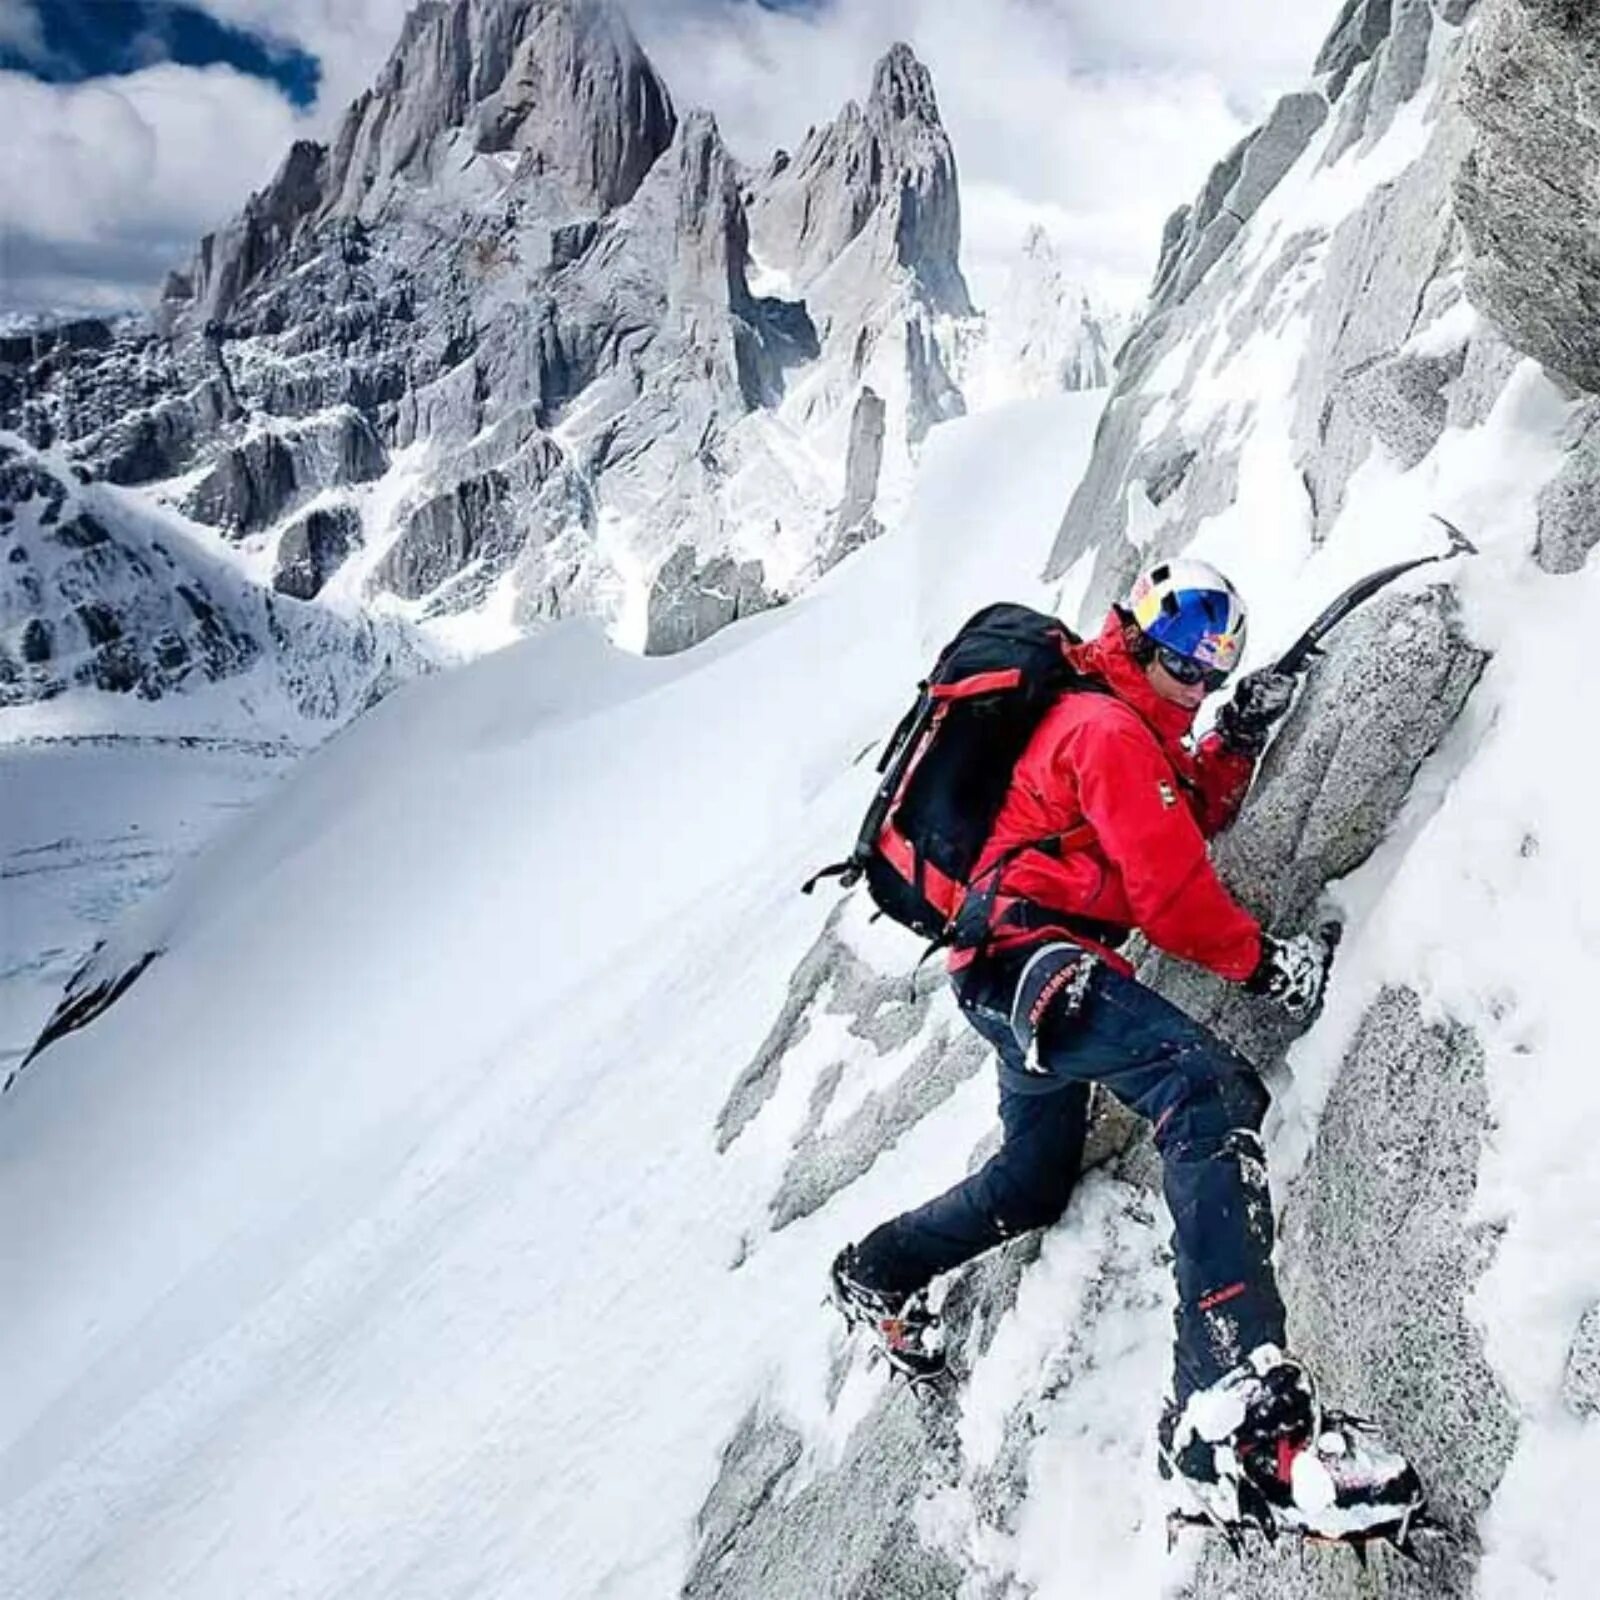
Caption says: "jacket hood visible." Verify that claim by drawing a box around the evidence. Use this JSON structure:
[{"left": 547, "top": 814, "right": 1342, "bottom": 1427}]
[{"left": 1071, "top": 609, "right": 1199, "bottom": 748}]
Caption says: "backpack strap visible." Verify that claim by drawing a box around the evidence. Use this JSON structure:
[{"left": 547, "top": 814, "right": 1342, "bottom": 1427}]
[
  {"left": 948, "top": 823, "right": 1098, "bottom": 953},
  {"left": 801, "top": 859, "right": 859, "bottom": 895},
  {"left": 802, "top": 691, "right": 936, "bottom": 897}
]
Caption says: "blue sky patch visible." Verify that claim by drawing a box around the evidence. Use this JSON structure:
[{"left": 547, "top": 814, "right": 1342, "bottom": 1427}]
[{"left": 2, "top": 0, "right": 320, "bottom": 107}]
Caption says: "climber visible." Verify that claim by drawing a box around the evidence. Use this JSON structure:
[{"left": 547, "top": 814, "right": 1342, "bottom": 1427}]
[{"left": 830, "top": 559, "right": 1425, "bottom": 1545}]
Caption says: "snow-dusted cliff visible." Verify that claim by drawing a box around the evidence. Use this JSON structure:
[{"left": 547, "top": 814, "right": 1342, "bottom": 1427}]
[{"left": 959, "top": 227, "right": 1131, "bottom": 411}]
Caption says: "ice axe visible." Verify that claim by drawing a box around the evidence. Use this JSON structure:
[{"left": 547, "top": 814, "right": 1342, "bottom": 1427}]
[{"left": 1271, "top": 514, "right": 1478, "bottom": 677}]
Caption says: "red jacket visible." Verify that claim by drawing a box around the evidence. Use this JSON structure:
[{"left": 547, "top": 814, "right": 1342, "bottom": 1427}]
[{"left": 960, "top": 610, "right": 1263, "bottom": 981}]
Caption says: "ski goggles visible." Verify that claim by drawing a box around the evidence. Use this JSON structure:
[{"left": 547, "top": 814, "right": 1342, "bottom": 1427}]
[{"left": 1154, "top": 644, "right": 1231, "bottom": 692}]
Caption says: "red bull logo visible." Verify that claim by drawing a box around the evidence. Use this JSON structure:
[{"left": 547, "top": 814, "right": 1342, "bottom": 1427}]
[{"left": 1193, "top": 629, "right": 1242, "bottom": 672}]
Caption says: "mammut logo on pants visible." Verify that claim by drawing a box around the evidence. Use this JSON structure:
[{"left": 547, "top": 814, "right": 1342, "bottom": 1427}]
[{"left": 1030, "top": 964, "right": 1084, "bottom": 1030}]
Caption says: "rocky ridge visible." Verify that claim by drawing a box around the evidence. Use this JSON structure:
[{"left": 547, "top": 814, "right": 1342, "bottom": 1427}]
[{"left": 0, "top": 434, "right": 422, "bottom": 716}]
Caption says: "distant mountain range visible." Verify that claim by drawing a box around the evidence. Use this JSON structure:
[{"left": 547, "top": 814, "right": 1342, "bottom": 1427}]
[{"left": 0, "top": 0, "right": 1121, "bottom": 720}]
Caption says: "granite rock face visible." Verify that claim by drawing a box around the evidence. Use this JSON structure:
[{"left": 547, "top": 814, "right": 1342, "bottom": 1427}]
[
  {"left": 743, "top": 40, "right": 971, "bottom": 487},
  {"left": 1181, "top": 989, "right": 1514, "bottom": 1600},
  {"left": 826, "top": 385, "right": 887, "bottom": 566},
  {"left": 1457, "top": 0, "right": 1600, "bottom": 394},
  {"left": 682, "top": 1391, "right": 965, "bottom": 1600},
  {"left": 1151, "top": 92, "right": 1328, "bottom": 315},
  {"left": 1534, "top": 401, "right": 1600, "bottom": 574},
  {"left": 1564, "top": 1303, "right": 1600, "bottom": 1420},
  {"left": 273, "top": 505, "right": 362, "bottom": 600},
  {"left": 179, "top": 0, "right": 678, "bottom": 329},
  {"left": 1316, "top": 0, "right": 1396, "bottom": 99},
  {"left": 1280, "top": 992, "right": 1516, "bottom": 1531},
  {"left": 746, "top": 43, "right": 970, "bottom": 321},
  {"left": 643, "top": 545, "right": 776, "bottom": 656},
  {"left": 685, "top": 1195, "right": 1168, "bottom": 1600},
  {"left": 182, "top": 409, "right": 387, "bottom": 538},
  {"left": 1206, "top": 588, "right": 1486, "bottom": 942},
  {"left": 715, "top": 898, "right": 1142, "bottom": 1232}
]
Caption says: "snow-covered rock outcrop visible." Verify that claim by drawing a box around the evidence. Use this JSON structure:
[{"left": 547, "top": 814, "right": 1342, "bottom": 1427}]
[
  {"left": 0, "top": 0, "right": 977, "bottom": 685},
  {"left": 0, "top": 435, "right": 420, "bottom": 716}
]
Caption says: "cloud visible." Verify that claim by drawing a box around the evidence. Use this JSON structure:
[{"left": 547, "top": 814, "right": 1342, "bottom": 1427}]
[
  {"left": 0, "top": 0, "right": 44, "bottom": 62},
  {"left": 0, "top": 1, "right": 415, "bottom": 314},
  {"left": 186, "top": 0, "right": 413, "bottom": 120},
  {"left": 0, "top": 2, "right": 323, "bottom": 105},
  {"left": 0, "top": 0, "right": 1343, "bottom": 316},
  {"left": 1049, "top": 0, "right": 1332, "bottom": 101},
  {"left": 0, "top": 63, "right": 302, "bottom": 312}
]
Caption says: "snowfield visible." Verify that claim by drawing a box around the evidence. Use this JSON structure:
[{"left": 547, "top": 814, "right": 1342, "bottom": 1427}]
[{"left": 1, "top": 395, "right": 1118, "bottom": 1598}]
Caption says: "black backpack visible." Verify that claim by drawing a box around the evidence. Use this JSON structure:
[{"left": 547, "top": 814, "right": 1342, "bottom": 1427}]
[{"left": 805, "top": 602, "right": 1101, "bottom": 945}]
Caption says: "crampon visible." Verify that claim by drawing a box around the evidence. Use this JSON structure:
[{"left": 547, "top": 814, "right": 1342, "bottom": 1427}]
[
  {"left": 1160, "top": 1345, "right": 1433, "bottom": 1562},
  {"left": 828, "top": 1246, "right": 947, "bottom": 1385}
]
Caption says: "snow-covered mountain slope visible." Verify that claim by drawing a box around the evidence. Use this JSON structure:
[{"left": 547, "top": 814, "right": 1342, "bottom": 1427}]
[
  {"left": 0, "top": 726, "right": 298, "bottom": 1084},
  {"left": 0, "top": 432, "right": 428, "bottom": 1066},
  {"left": 0, "top": 389, "right": 1106, "bottom": 1600}
]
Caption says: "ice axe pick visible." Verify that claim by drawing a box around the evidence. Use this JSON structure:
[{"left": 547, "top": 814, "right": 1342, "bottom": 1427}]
[{"left": 1271, "top": 514, "right": 1478, "bottom": 677}]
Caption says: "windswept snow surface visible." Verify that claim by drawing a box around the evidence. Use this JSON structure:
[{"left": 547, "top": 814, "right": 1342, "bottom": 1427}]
[
  {"left": 0, "top": 394, "right": 1110, "bottom": 1600},
  {"left": 0, "top": 667, "right": 361, "bottom": 1081}
]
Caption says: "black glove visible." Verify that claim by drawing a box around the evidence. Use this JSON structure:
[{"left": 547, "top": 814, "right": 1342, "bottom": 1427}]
[
  {"left": 1244, "top": 924, "right": 1339, "bottom": 1021},
  {"left": 1215, "top": 667, "right": 1297, "bottom": 756}
]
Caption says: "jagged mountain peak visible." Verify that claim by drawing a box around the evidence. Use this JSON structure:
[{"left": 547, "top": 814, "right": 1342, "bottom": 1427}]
[
  {"left": 663, "top": 110, "right": 754, "bottom": 305},
  {"left": 172, "top": 0, "right": 675, "bottom": 330},
  {"left": 746, "top": 41, "right": 971, "bottom": 317},
  {"left": 4, "top": 7, "right": 978, "bottom": 703},
  {"left": 1019, "top": 221, "right": 1060, "bottom": 263},
  {"left": 868, "top": 39, "right": 938, "bottom": 121},
  {"left": 960, "top": 227, "right": 1127, "bottom": 407}
]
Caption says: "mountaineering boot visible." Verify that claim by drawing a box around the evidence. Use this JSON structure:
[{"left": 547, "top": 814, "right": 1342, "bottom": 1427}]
[
  {"left": 1163, "top": 1345, "right": 1425, "bottom": 1546},
  {"left": 829, "top": 1246, "right": 946, "bottom": 1382}
]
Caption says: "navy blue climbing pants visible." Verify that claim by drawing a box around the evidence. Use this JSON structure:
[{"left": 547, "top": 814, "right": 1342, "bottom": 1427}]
[{"left": 850, "top": 941, "right": 1286, "bottom": 1401}]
